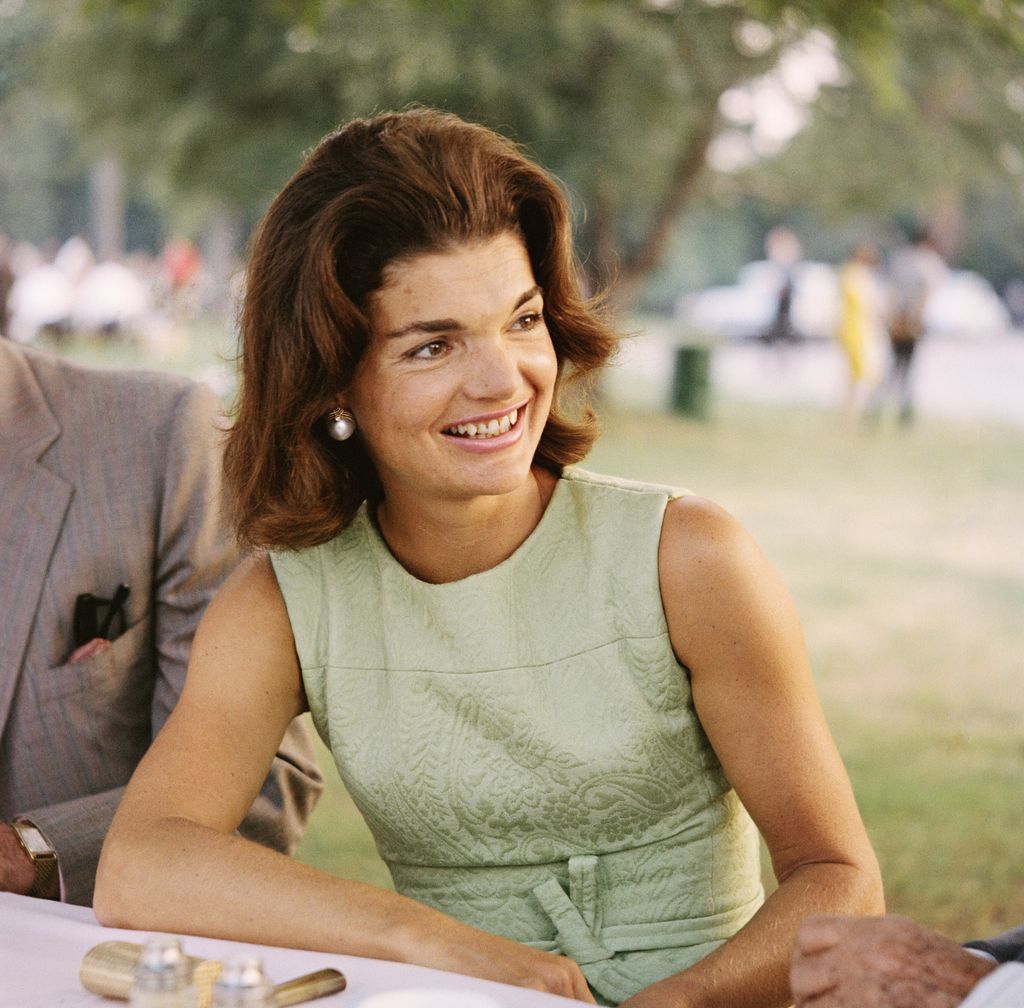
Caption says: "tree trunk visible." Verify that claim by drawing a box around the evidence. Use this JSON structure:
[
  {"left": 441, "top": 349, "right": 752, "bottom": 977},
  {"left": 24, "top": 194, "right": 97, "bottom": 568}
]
[
  {"left": 609, "top": 116, "right": 718, "bottom": 313},
  {"left": 927, "top": 187, "right": 963, "bottom": 265},
  {"left": 202, "top": 205, "right": 244, "bottom": 321},
  {"left": 90, "top": 156, "right": 124, "bottom": 261}
]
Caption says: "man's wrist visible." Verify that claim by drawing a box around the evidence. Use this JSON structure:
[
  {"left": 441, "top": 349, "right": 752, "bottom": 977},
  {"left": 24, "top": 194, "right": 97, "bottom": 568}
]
[{"left": 0, "top": 822, "right": 39, "bottom": 894}]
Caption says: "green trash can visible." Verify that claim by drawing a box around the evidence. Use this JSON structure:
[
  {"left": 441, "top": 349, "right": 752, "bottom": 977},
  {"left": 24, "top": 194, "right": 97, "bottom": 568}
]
[{"left": 671, "top": 344, "right": 712, "bottom": 418}]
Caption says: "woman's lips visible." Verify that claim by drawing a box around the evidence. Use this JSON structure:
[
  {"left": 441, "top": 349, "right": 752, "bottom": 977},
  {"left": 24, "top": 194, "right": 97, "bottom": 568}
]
[
  {"left": 443, "top": 406, "right": 520, "bottom": 439},
  {"left": 440, "top": 403, "right": 527, "bottom": 452}
]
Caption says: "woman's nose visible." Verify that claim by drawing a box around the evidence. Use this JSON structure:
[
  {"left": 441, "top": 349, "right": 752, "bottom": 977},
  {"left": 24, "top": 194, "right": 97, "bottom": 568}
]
[{"left": 465, "top": 335, "right": 519, "bottom": 400}]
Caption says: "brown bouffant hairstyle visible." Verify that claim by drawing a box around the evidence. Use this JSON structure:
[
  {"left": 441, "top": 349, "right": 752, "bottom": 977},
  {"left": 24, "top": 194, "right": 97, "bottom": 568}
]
[{"left": 224, "top": 107, "right": 618, "bottom": 550}]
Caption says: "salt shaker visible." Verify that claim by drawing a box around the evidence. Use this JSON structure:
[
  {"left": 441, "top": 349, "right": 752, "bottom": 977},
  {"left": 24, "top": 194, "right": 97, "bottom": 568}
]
[
  {"left": 128, "top": 938, "right": 198, "bottom": 1008},
  {"left": 210, "top": 956, "right": 276, "bottom": 1008}
]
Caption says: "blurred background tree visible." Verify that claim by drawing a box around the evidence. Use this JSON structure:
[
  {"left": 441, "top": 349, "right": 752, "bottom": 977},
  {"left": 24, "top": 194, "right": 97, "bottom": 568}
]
[{"left": 1, "top": 0, "right": 1022, "bottom": 309}]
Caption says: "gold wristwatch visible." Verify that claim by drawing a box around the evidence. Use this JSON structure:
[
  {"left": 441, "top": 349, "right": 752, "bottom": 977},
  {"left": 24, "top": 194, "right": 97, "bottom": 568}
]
[{"left": 11, "top": 820, "right": 59, "bottom": 898}]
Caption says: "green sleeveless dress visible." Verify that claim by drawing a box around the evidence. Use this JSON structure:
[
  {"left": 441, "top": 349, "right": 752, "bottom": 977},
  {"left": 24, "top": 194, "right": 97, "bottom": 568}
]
[{"left": 271, "top": 468, "right": 763, "bottom": 1005}]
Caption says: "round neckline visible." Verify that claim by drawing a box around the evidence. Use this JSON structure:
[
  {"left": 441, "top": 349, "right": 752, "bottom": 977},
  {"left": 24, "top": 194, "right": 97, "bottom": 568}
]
[{"left": 360, "top": 471, "right": 572, "bottom": 589}]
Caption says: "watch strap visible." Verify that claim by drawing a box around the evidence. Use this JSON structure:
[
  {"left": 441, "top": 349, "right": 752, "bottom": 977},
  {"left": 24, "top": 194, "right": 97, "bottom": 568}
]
[{"left": 12, "top": 820, "right": 59, "bottom": 899}]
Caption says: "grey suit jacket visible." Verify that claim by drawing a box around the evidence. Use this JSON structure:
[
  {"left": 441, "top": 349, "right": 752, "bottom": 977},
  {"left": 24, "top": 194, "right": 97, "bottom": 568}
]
[{"left": 0, "top": 341, "right": 323, "bottom": 905}]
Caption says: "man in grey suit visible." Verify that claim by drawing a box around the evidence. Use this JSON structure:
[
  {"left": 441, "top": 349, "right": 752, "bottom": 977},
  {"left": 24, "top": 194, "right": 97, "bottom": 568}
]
[{"left": 0, "top": 339, "right": 323, "bottom": 905}]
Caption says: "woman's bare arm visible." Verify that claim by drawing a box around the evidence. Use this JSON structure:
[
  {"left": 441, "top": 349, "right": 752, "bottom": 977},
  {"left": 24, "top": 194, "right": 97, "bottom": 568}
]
[{"left": 621, "top": 497, "right": 884, "bottom": 1008}]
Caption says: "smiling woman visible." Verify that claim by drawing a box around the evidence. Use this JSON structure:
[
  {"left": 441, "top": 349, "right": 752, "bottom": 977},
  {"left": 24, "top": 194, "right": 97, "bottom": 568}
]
[{"left": 94, "top": 109, "right": 883, "bottom": 1008}]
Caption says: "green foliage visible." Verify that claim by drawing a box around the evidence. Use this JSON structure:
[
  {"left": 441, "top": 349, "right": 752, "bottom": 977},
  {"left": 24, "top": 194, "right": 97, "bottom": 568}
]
[
  {"left": 737, "top": 2, "right": 1024, "bottom": 273},
  {"left": 39, "top": 0, "right": 344, "bottom": 208},
  {"left": 3, "top": 0, "right": 1023, "bottom": 294}
]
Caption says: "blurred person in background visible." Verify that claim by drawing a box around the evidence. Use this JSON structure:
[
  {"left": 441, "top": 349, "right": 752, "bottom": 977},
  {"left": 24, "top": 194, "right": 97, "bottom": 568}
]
[
  {"left": 835, "top": 243, "right": 885, "bottom": 425},
  {"left": 0, "top": 339, "right": 322, "bottom": 905},
  {"left": 97, "top": 108, "right": 882, "bottom": 1008},
  {"left": 6, "top": 241, "right": 75, "bottom": 344},
  {"left": 758, "top": 225, "right": 804, "bottom": 350},
  {"left": 791, "top": 913, "right": 1024, "bottom": 1007},
  {"left": 868, "top": 226, "right": 947, "bottom": 427},
  {"left": 162, "top": 236, "right": 202, "bottom": 324},
  {"left": 73, "top": 258, "right": 152, "bottom": 338}
]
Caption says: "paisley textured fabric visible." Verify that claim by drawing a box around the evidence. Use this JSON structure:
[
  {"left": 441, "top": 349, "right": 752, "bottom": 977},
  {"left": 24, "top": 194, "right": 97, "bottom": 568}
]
[{"left": 271, "top": 468, "right": 764, "bottom": 1005}]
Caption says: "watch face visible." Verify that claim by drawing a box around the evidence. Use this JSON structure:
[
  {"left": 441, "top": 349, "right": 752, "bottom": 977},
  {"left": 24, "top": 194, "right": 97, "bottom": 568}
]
[{"left": 15, "top": 824, "right": 53, "bottom": 857}]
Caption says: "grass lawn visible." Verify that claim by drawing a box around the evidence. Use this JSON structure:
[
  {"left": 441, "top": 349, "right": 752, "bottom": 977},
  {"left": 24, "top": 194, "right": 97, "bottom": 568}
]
[{"left": 45, "top": 328, "right": 1024, "bottom": 942}]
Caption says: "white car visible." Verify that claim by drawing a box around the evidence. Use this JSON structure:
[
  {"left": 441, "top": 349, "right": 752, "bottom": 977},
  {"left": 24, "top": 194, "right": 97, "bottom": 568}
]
[
  {"left": 924, "top": 270, "right": 1012, "bottom": 339},
  {"left": 677, "top": 260, "right": 1010, "bottom": 342}
]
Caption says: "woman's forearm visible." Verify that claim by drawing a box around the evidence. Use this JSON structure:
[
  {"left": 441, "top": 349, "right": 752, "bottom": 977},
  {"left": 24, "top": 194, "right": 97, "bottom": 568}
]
[
  {"left": 95, "top": 815, "right": 441, "bottom": 960},
  {"left": 94, "top": 816, "right": 596, "bottom": 1002},
  {"left": 619, "top": 859, "right": 885, "bottom": 1008}
]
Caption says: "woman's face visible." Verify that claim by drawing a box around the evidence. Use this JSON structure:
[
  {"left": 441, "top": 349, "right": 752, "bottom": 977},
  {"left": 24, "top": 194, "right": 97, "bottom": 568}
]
[{"left": 344, "top": 231, "right": 558, "bottom": 509}]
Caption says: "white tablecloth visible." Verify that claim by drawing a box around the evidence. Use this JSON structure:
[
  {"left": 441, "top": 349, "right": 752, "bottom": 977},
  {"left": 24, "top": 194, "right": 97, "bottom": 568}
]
[{"left": 0, "top": 892, "right": 580, "bottom": 1008}]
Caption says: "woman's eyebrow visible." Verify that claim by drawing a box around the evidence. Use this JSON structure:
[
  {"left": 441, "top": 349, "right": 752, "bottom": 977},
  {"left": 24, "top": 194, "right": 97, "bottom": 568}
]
[
  {"left": 384, "top": 285, "right": 544, "bottom": 340},
  {"left": 514, "top": 285, "right": 544, "bottom": 309},
  {"left": 385, "top": 317, "right": 462, "bottom": 340}
]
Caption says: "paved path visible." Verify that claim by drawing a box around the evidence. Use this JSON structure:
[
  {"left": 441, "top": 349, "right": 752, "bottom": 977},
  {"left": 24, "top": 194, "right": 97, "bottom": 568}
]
[{"left": 605, "top": 329, "right": 1024, "bottom": 426}]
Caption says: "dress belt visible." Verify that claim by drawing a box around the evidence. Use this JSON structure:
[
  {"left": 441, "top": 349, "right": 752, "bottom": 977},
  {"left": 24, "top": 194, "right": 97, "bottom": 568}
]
[
  {"left": 531, "top": 855, "right": 613, "bottom": 965},
  {"left": 529, "top": 854, "right": 762, "bottom": 1005}
]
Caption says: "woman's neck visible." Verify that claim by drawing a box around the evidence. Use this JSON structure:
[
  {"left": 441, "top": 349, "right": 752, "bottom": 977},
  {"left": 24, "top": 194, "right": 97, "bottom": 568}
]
[{"left": 375, "top": 467, "right": 558, "bottom": 584}]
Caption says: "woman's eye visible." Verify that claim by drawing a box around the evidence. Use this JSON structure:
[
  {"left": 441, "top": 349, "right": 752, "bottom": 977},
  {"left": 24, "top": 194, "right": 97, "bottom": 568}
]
[
  {"left": 513, "top": 312, "right": 542, "bottom": 331},
  {"left": 410, "top": 340, "right": 447, "bottom": 359}
]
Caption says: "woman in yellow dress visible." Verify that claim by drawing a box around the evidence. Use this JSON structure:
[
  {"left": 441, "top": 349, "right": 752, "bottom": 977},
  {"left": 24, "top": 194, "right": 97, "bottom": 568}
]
[{"left": 837, "top": 243, "right": 884, "bottom": 423}]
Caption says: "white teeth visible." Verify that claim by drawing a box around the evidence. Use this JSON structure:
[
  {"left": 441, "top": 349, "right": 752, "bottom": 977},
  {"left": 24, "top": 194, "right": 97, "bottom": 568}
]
[{"left": 446, "top": 407, "right": 519, "bottom": 439}]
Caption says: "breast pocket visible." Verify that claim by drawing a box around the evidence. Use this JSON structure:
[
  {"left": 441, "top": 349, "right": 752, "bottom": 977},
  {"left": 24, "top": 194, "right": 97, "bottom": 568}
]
[
  {"left": 38, "top": 618, "right": 154, "bottom": 753},
  {"left": 39, "top": 617, "right": 151, "bottom": 699},
  {"left": 11, "top": 618, "right": 155, "bottom": 800}
]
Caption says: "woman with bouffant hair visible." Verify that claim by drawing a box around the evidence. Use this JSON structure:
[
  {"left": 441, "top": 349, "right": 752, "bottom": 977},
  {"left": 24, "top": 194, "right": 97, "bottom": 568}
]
[
  {"left": 226, "top": 108, "right": 614, "bottom": 549},
  {"left": 97, "top": 109, "right": 882, "bottom": 1008}
]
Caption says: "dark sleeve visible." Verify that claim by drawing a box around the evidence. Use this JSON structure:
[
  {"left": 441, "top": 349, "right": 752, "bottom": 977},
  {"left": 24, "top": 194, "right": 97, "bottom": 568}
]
[{"left": 965, "top": 925, "right": 1024, "bottom": 964}]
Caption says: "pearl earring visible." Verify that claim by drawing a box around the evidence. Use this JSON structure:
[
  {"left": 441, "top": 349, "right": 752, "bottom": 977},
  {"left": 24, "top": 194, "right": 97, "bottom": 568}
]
[{"left": 326, "top": 407, "right": 356, "bottom": 441}]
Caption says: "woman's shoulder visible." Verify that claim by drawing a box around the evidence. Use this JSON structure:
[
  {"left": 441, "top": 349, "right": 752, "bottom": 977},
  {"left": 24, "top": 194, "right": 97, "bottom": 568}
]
[
  {"left": 556, "top": 469, "right": 747, "bottom": 557},
  {"left": 658, "top": 495, "right": 783, "bottom": 636},
  {"left": 197, "top": 552, "right": 296, "bottom": 651},
  {"left": 553, "top": 468, "right": 685, "bottom": 549},
  {"left": 660, "top": 494, "right": 756, "bottom": 574}
]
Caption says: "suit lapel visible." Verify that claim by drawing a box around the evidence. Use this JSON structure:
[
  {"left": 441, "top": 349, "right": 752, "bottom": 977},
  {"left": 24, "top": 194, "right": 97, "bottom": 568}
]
[{"left": 0, "top": 344, "right": 73, "bottom": 733}]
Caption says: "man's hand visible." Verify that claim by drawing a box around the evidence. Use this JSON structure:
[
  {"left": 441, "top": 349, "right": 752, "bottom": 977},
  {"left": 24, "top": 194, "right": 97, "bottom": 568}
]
[
  {"left": 0, "top": 823, "right": 38, "bottom": 895},
  {"left": 791, "top": 914, "right": 997, "bottom": 1008}
]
